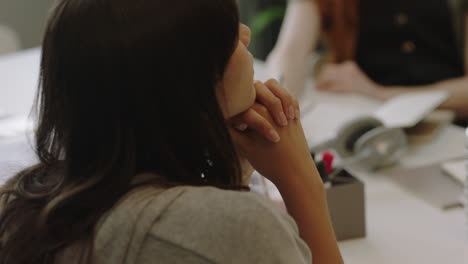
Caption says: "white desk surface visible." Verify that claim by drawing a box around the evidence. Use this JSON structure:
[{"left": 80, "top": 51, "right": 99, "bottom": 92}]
[
  {"left": 0, "top": 48, "right": 40, "bottom": 116},
  {"left": 1, "top": 48, "right": 467, "bottom": 263}
]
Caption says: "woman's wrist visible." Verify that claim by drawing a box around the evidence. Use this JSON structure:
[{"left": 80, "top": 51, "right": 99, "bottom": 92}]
[{"left": 270, "top": 158, "right": 325, "bottom": 196}]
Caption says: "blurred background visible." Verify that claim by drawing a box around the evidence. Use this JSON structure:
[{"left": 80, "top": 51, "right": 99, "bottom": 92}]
[
  {"left": 0, "top": 0, "right": 53, "bottom": 55},
  {"left": 238, "top": 0, "right": 286, "bottom": 60},
  {"left": 0, "top": 0, "right": 284, "bottom": 59}
]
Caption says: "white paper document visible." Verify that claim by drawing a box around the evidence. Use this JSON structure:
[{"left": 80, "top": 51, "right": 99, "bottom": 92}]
[{"left": 374, "top": 90, "right": 449, "bottom": 128}]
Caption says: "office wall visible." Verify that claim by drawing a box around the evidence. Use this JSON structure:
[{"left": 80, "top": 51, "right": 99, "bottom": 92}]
[
  {"left": 0, "top": 0, "right": 54, "bottom": 50},
  {"left": 238, "top": 0, "right": 286, "bottom": 60}
]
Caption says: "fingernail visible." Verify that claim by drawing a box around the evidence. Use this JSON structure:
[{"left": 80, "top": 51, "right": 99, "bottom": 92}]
[
  {"left": 288, "top": 106, "right": 295, "bottom": 119},
  {"left": 268, "top": 129, "right": 280, "bottom": 142},
  {"left": 296, "top": 108, "right": 300, "bottom": 119},
  {"left": 236, "top": 123, "right": 248, "bottom": 131},
  {"left": 278, "top": 112, "right": 288, "bottom": 126}
]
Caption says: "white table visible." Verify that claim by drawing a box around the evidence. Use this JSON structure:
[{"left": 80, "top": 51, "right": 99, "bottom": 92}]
[
  {"left": 0, "top": 48, "right": 39, "bottom": 179},
  {"left": 0, "top": 48, "right": 40, "bottom": 116},
  {"left": 1, "top": 48, "right": 467, "bottom": 264}
]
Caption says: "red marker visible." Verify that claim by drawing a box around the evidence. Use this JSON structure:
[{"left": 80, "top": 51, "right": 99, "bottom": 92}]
[{"left": 322, "top": 151, "right": 335, "bottom": 175}]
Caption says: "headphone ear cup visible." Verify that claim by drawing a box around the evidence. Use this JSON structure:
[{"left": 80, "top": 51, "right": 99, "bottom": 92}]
[
  {"left": 353, "top": 127, "right": 408, "bottom": 169},
  {"left": 333, "top": 116, "right": 383, "bottom": 158}
]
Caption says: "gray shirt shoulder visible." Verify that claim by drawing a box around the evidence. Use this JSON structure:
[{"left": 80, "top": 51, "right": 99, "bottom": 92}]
[{"left": 93, "top": 185, "right": 311, "bottom": 264}]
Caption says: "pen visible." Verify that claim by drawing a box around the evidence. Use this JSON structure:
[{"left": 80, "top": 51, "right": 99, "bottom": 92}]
[
  {"left": 312, "top": 151, "right": 332, "bottom": 188},
  {"left": 322, "top": 151, "right": 335, "bottom": 175}
]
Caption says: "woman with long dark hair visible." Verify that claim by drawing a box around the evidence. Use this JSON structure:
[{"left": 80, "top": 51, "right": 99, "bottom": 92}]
[{"left": 0, "top": 0, "right": 342, "bottom": 263}]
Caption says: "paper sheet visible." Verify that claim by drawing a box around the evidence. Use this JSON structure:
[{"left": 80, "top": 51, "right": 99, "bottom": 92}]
[{"left": 374, "top": 91, "right": 449, "bottom": 128}]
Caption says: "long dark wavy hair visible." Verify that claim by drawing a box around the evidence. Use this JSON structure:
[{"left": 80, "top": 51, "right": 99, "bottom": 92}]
[{"left": 0, "top": 0, "right": 242, "bottom": 263}]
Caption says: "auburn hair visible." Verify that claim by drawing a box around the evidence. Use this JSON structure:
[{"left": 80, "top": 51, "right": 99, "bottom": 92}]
[{"left": 317, "top": 0, "right": 360, "bottom": 62}]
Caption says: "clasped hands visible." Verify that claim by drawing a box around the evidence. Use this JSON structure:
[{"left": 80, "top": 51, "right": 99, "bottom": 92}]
[
  {"left": 228, "top": 79, "right": 313, "bottom": 185},
  {"left": 229, "top": 79, "right": 300, "bottom": 144}
]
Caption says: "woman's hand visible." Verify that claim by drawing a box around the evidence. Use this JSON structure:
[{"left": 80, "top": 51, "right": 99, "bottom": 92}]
[
  {"left": 230, "top": 89, "right": 343, "bottom": 264},
  {"left": 230, "top": 103, "right": 315, "bottom": 186},
  {"left": 229, "top": 79, "right": 300, "bottom": 142}
]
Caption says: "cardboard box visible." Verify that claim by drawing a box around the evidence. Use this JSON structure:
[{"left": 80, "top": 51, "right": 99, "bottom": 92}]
[{"left": 326, "top": 170, "right": 366, "bottom": 241}]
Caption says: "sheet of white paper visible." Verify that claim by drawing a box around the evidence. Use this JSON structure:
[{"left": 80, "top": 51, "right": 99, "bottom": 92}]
[{"left": 374, "top": 91, "right": 449, "bottom": 128}]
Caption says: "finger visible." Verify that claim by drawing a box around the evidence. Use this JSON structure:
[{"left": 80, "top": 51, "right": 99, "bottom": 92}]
[
  {"left": 264, "top": 78, "right": 297, "bottom": 120},
  {"left": 316, "top": 75, "right": 332, "bottom": 91},
  {"left": 229, "top": 102, "right": 273, "bottom": 132},
  {"left": 322, "top": 83, "right": 347, "bottom": 93},
  {"left": 229, "top": 118, "right": 249, "bottom": 132},
  {"left": 240, "top": 107, "right": 280, "bottom": 142},
  {"left": 316, "top": 79, "right": 333, "bottom": 91},
  {"left": 254, "top": 81, "right": 288, "bottom": 127},
  {"left": 236, "top": 123, "right": 248, "bottom": 131},
  {"left": 317, "top": 64, "right": 340, "bottom": 85}
]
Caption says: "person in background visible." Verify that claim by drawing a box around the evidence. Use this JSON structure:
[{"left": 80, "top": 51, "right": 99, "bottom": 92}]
[
  {"left": 268, "top": 0, "right": 468, "bottom": 124},
  {"left": 0, "top": 0, "right": 343, "bottom": 263}
]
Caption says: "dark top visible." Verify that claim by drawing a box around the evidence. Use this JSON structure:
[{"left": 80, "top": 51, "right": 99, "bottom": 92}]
[{"left": 355, "top": 0, "right": 465, "bottom": 86}]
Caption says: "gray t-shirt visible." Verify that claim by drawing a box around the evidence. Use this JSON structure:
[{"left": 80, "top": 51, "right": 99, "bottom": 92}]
[{"left": 69, "top": 185, "right": 311, "bottom": 263}]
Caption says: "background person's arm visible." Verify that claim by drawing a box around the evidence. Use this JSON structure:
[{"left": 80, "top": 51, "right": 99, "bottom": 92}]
[
  {"left": 318, "top": 63, "right": 468, "bottom": 119},
  {"left": 266, "top": 0, "right": 320, "bottom": 97},
  {"left": 317, "top": 17, "right": 468, "bottom": 120}
]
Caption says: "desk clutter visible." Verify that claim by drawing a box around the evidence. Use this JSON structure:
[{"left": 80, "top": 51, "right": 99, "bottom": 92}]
[
  {"left": 250, "top": 150, "right": 367, "bottom": 241},
  {"left": 250, "top": 90, "right": 463, "bottom": 242},
  {"left": 303, "top": 90, "right": 449, "bottom": 147}
]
